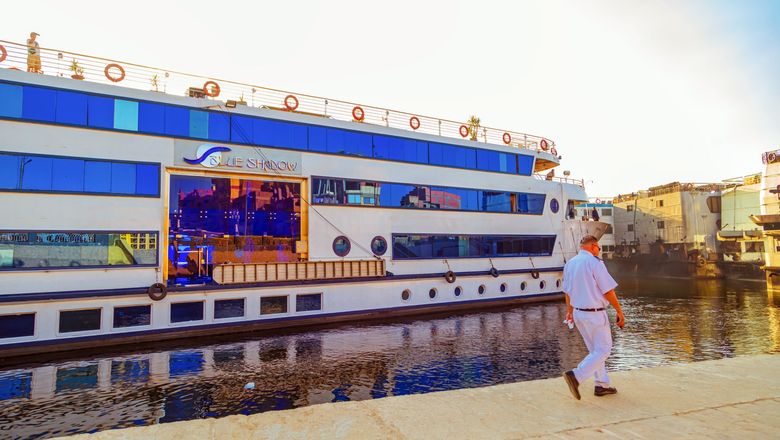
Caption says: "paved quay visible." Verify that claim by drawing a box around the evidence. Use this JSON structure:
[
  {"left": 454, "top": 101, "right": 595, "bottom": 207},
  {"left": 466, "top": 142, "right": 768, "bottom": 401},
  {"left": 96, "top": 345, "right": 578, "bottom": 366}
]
[{"left": 63, "top": 354, "right": 779, "bottom": 439}]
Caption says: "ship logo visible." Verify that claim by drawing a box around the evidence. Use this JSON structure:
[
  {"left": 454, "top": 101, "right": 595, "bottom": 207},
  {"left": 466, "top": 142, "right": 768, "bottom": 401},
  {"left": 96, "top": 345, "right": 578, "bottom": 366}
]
[{"left": 184, "top": 145, "right": 231, "bottom": 168}]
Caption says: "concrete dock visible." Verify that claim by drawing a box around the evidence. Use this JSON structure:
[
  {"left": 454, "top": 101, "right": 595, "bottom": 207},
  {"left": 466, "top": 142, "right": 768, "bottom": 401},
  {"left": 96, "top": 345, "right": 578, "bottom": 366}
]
[{"left": 63, "top": 354, "right": 779, "bottom": 439}]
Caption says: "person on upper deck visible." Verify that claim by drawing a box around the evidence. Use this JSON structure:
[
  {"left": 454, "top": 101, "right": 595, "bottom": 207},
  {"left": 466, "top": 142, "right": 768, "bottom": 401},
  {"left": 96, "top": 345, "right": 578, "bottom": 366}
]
[
  {"left": 562, "top": 235, "right": 625, "bottom": 400},
  {"left": 591, "top": 207, "right": 600, "bottom": 222},
  {"left": 27, "top": 32, "right": 42, "bottom": 74}
]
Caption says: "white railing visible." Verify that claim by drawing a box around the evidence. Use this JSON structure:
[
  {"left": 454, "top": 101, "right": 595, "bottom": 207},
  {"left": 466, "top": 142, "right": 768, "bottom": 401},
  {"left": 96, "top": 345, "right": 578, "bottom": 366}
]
[
  {"left": 0, "top": 39, "right": 558, "bottom": 153},
  {"left": 533, "top": 174, "right": 585, "bottom": 187}
]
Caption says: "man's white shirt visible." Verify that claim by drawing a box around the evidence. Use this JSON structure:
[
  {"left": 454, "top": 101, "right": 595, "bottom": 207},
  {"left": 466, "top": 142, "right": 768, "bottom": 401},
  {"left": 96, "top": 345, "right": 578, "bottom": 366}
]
[{"left": 562, "top": 250, "right": 618, "bottom": 309}]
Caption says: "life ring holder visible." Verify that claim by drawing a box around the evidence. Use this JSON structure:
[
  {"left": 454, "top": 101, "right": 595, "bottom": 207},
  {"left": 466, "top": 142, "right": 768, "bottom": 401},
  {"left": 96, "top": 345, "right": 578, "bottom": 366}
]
[
  {"left": 0, "top": 45, "right": 7, "bottom": 63},
  {"left": 444, "top": 271, "right": 457, "bottom": 284},
  {"left": 502, "top": 133, "right": 512, "bottom": 145},
  {"left": 147, "top": 283, "right": 167, "bottom": 301},
  {"left": 409, "top": 116, "right": 421, "bottom": 130},
  {"left": 203, "top": 81, "right": 221, "bottom": 97},
  {"left": 104, "top": 63, "right": 125, "bottom": 83},
  {"left": 284, "top": 94, "right": 299, "bottom": 111},
  {"left": 352, "top": 106, "right": 365, "bottom": 122},
  {"left": 530, "top": 270, "right": 540, "bottom": 279}
]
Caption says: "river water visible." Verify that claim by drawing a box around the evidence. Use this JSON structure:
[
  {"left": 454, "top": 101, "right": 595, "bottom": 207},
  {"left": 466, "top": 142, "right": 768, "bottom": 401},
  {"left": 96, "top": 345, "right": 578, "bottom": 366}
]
[{"left": 1, "top": 276, "right": 778, "bottom": 439}]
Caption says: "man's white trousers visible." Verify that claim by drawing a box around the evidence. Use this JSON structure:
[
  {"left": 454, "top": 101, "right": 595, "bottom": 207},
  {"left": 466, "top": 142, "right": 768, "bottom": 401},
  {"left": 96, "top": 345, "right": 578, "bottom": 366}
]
[{"left": 572, "top": 309, "right": 612, "bottom": 387}]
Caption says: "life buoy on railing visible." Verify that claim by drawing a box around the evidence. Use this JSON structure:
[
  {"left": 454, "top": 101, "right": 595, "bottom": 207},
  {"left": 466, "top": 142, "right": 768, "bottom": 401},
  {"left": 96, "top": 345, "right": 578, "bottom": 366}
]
[
  {"left": 0, "top": 45, "right": 7, "bottom": 63},
  {"left": 444, "top": 271, "right": 457, "bottom": 284},
  {"left": 459, "top": 125, "right": 469, "bottom": 138},
  {"left": 696, "top": 256, "right": 706, "bottom": 268},
  {"left": 551, "top": 147, "right": 558, "bottom": 156},
  {"left": 489, "top": 267, "right": 500, "bottom": 278},
  {"left": 203, "top": 81, "right": 220, "bottom": 97},
  {"left": 352, "top": 106, "right": 365, "bottom": 122},
  {"left": 540, "top": 139, "right": 549, "bottom": 151},
  {"left": 104, "top": 63, "right": 125, "bottom": 82},
  {"left": 410, "top": 116, "right": 421, "bottom": 130},
  {"left": 502, "top": 132, "right": 512, "bottom": 145},
  {"left": 530, "top": 270, "right": 540, "bottom": 279},
  {"left": 284, "top": 94, "right": 299, "bottom": 111},
  {"left": 147, "top": 283, "right": 167, "bottom": 301},
  {"left": 769, "top": 152, "right": 778, "bottom": 163}
]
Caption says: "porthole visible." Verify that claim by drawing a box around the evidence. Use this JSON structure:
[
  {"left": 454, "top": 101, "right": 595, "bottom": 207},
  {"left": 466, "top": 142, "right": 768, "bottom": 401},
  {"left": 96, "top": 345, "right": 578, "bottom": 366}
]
[
  {"left": 371, "top": 236, "right": 387, "bottom": 256},
  {"left": 520, "top": 281, "right": 527, "bottom": 291},
  {"left": 500, "top": 283, "right": 507, "bottom": 293},
  {"left": 540, "top": 280, "right": 546, "bottom": 290},
  {"left": 429, "top": 288, "right": 437, "bottom": 300},
  {"left": 478, "top": 285, "right": 486, "bottom": 295},
  {"left": 550, "top": 198, "right": 560, "bottom": 214},
  {"left": 556, "top": 279, "right": 561, "bottom": 289},
  {"left": 454, "top": 286, "right": 463, "bottom": 297},
  {"left": 332, "top": 236, "right": 351, "bottom": 257},
  {"left": 401, "top": 289, "right": 411, "bottom": 302}
]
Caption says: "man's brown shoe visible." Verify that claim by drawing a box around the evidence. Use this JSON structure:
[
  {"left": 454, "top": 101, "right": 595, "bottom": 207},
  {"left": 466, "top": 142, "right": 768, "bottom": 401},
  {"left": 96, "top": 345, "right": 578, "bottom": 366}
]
[
  {"left": 594, "top": 386, "right": 617, "bottom": 396},
  {"left": 563, "top": 370, "right": 581, "bottom": 400}
]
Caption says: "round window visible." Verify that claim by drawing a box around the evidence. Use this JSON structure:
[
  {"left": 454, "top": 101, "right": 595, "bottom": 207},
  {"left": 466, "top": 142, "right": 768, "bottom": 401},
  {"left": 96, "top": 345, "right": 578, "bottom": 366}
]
[
  {"left": 332, "top": 236, "right": 351, "bottom": 257},
  {"left": 500, "top": 283, "right": 507, "bottom": 293},
  {"left": 401, "top": 289, "right": 411, "bottom": 301},
  {"left": 429, "top": 288, "right": 437, "bottom": 299},
  {"left": 550, "top": 198, "right": 560, "bottom": 214},
  {"left": 556, "top": 279, "right": 561, "bottom": 288},
  {"left": 371, "top": 236, "right": 388, "bottom": 256},
  {"left": 478, "top": 285, "right": 486, "bottom": 295},
  {"left": 520, "top": 281, "right": 527, "bottom": 291},
  {"left": 540, "top": 280, "right": 546, "bottom": 290},
  {"left": 454, "top": 286, "right": 462, "bottom": 297}
]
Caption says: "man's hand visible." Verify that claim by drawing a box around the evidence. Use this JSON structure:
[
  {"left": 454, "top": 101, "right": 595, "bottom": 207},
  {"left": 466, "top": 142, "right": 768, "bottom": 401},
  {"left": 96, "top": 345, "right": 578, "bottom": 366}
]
[{"left": 616, "top": 312, "right": 625, "bottom": 329}]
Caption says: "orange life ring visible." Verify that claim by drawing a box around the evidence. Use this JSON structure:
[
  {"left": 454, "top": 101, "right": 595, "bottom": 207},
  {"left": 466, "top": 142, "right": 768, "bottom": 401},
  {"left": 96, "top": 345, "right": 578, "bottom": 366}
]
[
  {"left": 104, "top": 63, "right": 125, "bottom": 83},
  {"left": 459, "top": 125, "right": 469, "bottom": 138},
  {"left": 540, "top": 139, "right": 549, "bottom": 151},
  {"left": 284, "top": 94, "right": 299, "bottom": 111},
  {"left": 769, "top": 152, "right": 777, "bottom": 163},
  {"left": 352, "top": 106, "right": 365, "bottom": 122},
  {"left": 409, "top": 116, "right": 420, "bottom": 130},
  {"left": 0, "top": 45, "right": 6, "bottom": 63},
  {"left": 502, "top": 132, "right": 512, "bottom": 145},
  {"left": 203, "top": 81, "right": 220, "bottom": 97},
  {"left": 551, "top": 147, "right": 558, "bottom": 156}
]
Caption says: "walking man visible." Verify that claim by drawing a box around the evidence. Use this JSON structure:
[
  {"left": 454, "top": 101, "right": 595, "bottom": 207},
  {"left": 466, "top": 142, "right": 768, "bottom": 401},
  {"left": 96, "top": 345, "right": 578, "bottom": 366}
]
[{"left": 562, "top": 235, "right": 625, "bottom": 400}]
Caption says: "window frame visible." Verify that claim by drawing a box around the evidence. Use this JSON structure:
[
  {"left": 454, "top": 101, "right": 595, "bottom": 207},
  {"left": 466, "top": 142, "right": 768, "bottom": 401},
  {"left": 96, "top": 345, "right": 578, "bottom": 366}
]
[
  {"left": 391, "top": 233, "right": 557, "bottom": 260},
  {"left": 57, "top": 307, "right": 103, "bottom": 335},
  {"left": 111, "top": 304, "right": 153, "bottom": 330}
]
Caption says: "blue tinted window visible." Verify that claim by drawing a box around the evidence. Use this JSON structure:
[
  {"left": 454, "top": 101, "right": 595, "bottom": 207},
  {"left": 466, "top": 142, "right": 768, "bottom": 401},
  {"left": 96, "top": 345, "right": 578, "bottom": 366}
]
[
  {"left": 55, "top": 90, "right": 88, "bottom": 125},
  {"left": 171, "top": 301, "right": 204, "bottom": 323},
  {"left": 517, "top": 193, "right": 546, "bottom": 214},
  {"left": 308, "top": 126, "right": 327, "bottom": 152},
  {"left": 429, "top": 143, "right": 476, "bottom": 169},
  {"left": 165, "top": 106, "right": 189, "bottom": 136},
  {"left": 111, "top": 162, "right": 136, "bottom": 194},
  {"left": 51, "top": 158, "right": 85, "bottom": 192},
  {"left": 208, "top": 112, "right": 230, "bottom": 142},
  {"left": 378, "top": 182, "right": 416, "bottom": 208},
  {"left": 373, "top": 136, "right": 428, "bottom": 163},
  {"left": 189, "top": 110, "right": 209, "bottom": 139},
  {"left": 481, "top": 191, "right": 512, "bottom": 212},
  {"left": 113, "top": 99, "right": 138, "bottom": 131},
  {"left": 326, "top": 129, "right": 372, "bottom": 156},
  {"left": 87, "top": 95, "right": 114, "bottom": 129},
  {"left": 214, "top": 299, "right": 245, "bottom": 319},
  {"left": 138, "top": 102, "right": 165, "bottom": 134},
  {"left": 296, "top": 294, "right": 322, "bottom": 312},
  {"left": 0, "top": 154, "right": 20, "bottom": 189},
  {"left": 113, "top": 305, "right": 151, "bottom": 328},
  {"left": 518, "top": 154, "right": 534, "bottom": 175},
  {"left": 84, "top": 161, "right": 112, "bottom": 193},
  {"left": 0, "top": 313, "right": 35, "bottom": 338},
  {"left": 0, "top": 83, "right": 23, "bottom": 118},
  {"left": 22, "top": 86, "right": 56, "bottom": 122},
  {"left": 392, "top": 234, "right": 555, "bottom": 259},
  {"left": 477, "top": 149, "right": 500, "bottom": 172},
  {"left": 253, "top": 118, "right": 307, "bottom": 150},
  {"left": 135, "top": 164, "right": 159, "bottom": 196},
  {"left": 230, "top": 115, "right": 253, "bottom": 144},
  {"left": 20, "top": 156, "right": 52, "bottom": 190}
]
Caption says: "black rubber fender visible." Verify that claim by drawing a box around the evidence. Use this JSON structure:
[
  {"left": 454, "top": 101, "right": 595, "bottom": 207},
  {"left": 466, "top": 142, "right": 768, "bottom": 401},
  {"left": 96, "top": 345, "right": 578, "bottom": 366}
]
[
  {"left": 530, "top": 270, "right": 540, "bottom": 279},
  {"left": 147, "top": 283, "right": 168, "bottom": 301},
  {"left": 444, "top": 271, "right": 457, "bottom": 284},
  {"left": 489, "top": 267, "right": 500, "bottom": 278}
]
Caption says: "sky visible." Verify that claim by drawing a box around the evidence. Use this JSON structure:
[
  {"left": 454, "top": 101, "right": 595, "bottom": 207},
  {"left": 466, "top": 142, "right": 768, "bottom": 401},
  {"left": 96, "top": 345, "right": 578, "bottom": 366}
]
[{"left": 4, "top": 0, "right": 779, "bottom": 198}]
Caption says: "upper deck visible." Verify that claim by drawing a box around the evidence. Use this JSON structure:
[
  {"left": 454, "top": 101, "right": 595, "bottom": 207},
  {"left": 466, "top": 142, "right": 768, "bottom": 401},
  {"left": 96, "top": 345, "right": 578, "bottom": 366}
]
[{"left": 0, "top": 39, "right": 564, "bottom": 175}]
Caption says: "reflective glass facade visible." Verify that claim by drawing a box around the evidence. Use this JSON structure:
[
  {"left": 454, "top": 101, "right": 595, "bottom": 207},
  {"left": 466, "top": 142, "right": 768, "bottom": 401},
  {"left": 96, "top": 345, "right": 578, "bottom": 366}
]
[
  {"left": 168, "top": 175, "right": 301, "bottom": 284},
  {"left": 392, "top": 234, "right": 556, "bottom": 259},
  {"left": 0, "top": 81, "right": 535, "bottom": 176},
  {"left": 0, "top": 151, "right": 160, "bottom": 196},
  {"left": 312, "top": 177, "right": 546, "bottom": 214},
  {"left": 0, "top": 232, "right": 158, "bottom": 270}
]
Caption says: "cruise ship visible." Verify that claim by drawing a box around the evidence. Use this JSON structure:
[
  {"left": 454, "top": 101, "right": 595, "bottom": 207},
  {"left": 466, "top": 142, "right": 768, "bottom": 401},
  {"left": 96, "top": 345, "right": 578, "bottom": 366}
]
[{"left": 0, "top": 39, "right": 595, "bottom": 358}]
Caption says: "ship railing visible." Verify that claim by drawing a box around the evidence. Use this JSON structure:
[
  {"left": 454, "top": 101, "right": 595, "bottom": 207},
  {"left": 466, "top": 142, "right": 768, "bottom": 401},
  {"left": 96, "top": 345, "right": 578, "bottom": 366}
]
[
  {"left": 532, "top": 174, "right": 585, "bottom": 187},
  {"left": 212, "top": 259, "right": 386, "bottom": 285},
  {"left": 0, "top": 40, "right": 555, "bottom": 153}
]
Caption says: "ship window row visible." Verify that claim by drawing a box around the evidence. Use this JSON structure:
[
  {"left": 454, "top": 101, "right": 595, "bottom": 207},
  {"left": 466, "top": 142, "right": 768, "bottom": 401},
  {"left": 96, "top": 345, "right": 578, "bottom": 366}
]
[
  {"left": 392, "top": 234, "right": 556, "bottom": 259},
  {"left": 0, "top": 151, "right": 160, "bottom": 197},
  {"left": 312, "top": 177, "right": 546, "bottom": 214},
  {"left": 0, "top": 82, "right": 534, "bottom": 176},
  {"left": 0, "top": 231, "right": 158, "bottom": 271},
  {"left": 0, "top": 294, "right": 323, "bottom": 339}
]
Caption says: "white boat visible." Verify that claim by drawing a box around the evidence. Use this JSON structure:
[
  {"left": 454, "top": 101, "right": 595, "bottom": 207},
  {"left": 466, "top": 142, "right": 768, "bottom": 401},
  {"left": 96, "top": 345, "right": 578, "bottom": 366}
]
[{"left": 0, "top": 40, "right": 592, "bottom": 357}]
